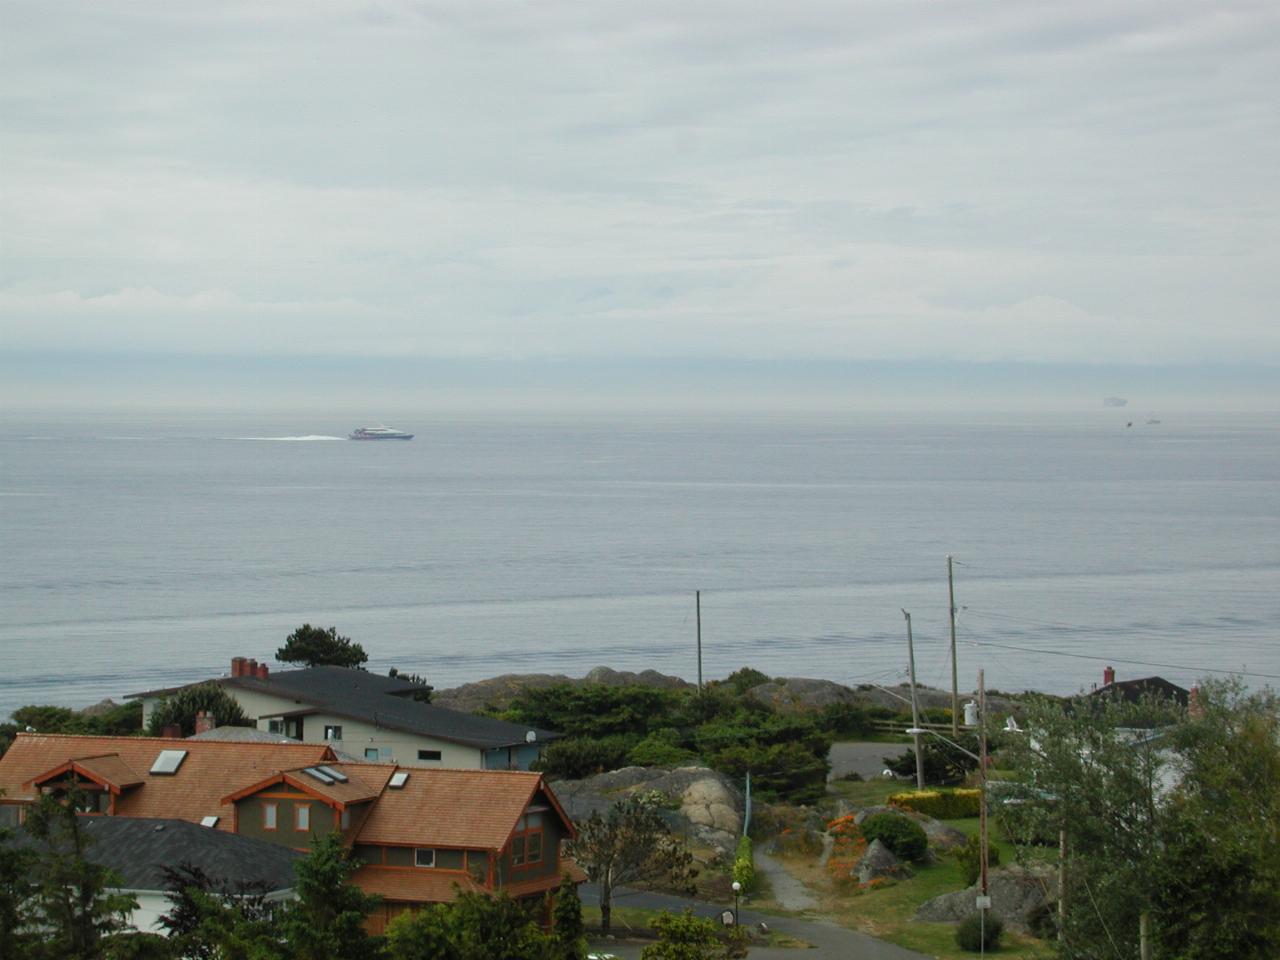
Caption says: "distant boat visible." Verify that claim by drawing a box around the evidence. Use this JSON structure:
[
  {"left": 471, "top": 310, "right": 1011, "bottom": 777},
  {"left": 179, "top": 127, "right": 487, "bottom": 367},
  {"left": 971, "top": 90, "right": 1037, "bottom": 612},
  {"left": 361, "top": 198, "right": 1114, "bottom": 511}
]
[
  {"left": 1104, "top": 396, "right": 1129, "bottom": 408},
  {"left": 348, "top": 425, "right": 413, "bottom": 441}
]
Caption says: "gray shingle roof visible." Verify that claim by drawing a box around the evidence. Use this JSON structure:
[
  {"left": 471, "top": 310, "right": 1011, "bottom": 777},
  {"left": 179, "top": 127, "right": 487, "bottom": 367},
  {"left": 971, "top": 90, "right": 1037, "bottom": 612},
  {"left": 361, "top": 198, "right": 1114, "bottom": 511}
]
[
  {"left": 238, "top": 666, "right": 559, "bottom": 749},
  {"left": 6, "top": 816, "right": 302, "bottom": 893},
  {"left": 131, "top": 665, "right": 558, "bottom": 750}
]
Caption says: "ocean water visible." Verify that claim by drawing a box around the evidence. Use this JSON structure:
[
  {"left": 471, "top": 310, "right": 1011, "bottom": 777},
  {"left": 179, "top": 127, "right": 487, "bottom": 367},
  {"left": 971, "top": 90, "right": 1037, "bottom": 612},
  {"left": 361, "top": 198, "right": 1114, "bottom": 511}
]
[{"left": 1, "top": 412, "right": 1278, "bottom": 720}]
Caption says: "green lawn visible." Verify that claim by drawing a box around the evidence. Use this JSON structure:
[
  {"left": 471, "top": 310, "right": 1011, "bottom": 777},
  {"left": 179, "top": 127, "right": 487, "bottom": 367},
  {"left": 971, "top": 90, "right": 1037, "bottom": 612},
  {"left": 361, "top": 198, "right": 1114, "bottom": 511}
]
[
  {"left": 826, "top": 777, "right": 902, "bottom": 809},
  {"left": 826, "top": 818, "right": 1055, "bottom": 959}
]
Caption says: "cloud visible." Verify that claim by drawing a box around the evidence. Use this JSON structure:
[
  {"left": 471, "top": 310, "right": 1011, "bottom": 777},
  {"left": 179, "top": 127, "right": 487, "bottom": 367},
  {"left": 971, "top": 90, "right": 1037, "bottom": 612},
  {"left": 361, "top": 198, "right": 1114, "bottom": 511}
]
[{"left": 1, "top": 0, "right": 1278, "bottom": 378}]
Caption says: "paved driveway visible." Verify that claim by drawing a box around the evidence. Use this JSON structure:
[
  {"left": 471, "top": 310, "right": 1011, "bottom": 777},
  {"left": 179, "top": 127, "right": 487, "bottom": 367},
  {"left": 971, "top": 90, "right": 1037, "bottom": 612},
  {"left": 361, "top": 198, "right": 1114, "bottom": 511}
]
[
  {"left": 828, "top": 741, "right": 910, "bottom": 781},
  {"left": 584, "top": 884, "right": 930, "bottom": 960}
]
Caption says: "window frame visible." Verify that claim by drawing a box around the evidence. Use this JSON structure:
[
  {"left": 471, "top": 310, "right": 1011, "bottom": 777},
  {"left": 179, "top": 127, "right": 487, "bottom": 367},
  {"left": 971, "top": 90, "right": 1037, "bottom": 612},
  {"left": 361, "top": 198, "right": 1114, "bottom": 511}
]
[
  {"left": 323, "top": 724, "right": 343, "bottom": 741},
  {"left": 262, "top": 801, "right": 278, "bottom": 832},
  {"left": 414, "top": 848, "right": 436, "bottom": 868},
  {"left": 417, "top": 749, "right": 442, "bottom": 762},
  {"left": 295, "top": 803, "right": 311, "bottom": 832}
]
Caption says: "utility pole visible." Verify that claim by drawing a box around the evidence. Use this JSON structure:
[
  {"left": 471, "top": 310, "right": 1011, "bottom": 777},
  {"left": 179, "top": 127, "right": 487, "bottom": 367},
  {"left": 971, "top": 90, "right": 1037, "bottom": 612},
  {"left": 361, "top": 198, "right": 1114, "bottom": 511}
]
[
  {"left": 948, "top": 555, "right": 959, "bottom": 737},
  {"left": 696, "top": 590, "right": 703, "bottom": 691},
  {"left": 978, "top": 668, "right": 990, "bottom": 957},
  {"left": 979, "top": 668, "right": 989, "bottom": 897},
  {"left": 903, "top": 609, "right": 925, "bottom": 791}
]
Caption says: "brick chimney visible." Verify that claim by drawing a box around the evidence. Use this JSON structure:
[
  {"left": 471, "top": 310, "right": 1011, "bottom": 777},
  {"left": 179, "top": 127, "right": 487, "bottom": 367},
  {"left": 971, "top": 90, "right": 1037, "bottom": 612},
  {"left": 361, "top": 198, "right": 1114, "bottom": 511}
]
[
  {"left": 247, "top": 659, "right": 258, "bottom": 678},
  {"left": 231, "top": 656, "right": 247, "bottom": 678},
  {"left": 1189, "top": 685, "right": 1204, "bottom": 719},
  {"left": 194, "top": 710, "right": 216, "bottom": 735},
  {"left": 1103, "top": 665, "right": 1116, "bottom": 686},
  {"left": 256, "top": 662, "right": 269, "bottom": 680}
]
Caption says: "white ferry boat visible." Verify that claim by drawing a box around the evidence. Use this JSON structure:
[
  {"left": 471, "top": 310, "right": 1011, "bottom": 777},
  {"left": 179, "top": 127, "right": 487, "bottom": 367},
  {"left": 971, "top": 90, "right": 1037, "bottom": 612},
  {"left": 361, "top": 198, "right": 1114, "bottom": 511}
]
[{"left": 348, "top": 425, "right": 414, "bottom": 441}]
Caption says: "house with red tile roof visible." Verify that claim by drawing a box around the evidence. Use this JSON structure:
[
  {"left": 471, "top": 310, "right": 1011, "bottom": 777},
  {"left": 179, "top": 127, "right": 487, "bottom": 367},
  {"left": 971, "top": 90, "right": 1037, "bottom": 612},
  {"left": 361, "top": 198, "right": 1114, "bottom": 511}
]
[{"left": 0, "top": 733, "right": 583, "bottom": 930}]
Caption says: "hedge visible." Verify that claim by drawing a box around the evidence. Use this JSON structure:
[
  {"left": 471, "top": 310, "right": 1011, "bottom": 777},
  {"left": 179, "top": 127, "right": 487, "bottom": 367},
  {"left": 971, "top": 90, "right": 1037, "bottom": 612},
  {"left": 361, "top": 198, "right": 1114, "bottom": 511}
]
[{"left": 889, "top": 788, "right": 982, "bottom": 819}]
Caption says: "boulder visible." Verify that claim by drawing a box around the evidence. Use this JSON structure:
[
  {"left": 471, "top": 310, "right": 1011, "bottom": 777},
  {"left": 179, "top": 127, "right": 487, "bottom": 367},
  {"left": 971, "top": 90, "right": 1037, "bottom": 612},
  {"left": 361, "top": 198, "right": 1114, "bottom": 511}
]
[
  {"left": 745, "top": 677, "right": 861, "bottom": 714},
  {"left": 921, "top": 819, "right": 969, "bottom": 851},
  {"left": 914, "top": 865, "right": 1057, "bottom": 934},
  {"left": 555, "top": 766, "right": 744, "bottom": 857},
  {"left": 856, "top": 839, "right": 911, "bottom": 883}
]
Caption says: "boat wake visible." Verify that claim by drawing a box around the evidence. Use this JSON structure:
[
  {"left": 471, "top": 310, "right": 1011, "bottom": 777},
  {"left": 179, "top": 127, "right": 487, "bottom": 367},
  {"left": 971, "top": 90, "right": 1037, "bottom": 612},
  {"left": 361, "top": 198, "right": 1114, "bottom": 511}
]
[{"left": 224, "top": 435, "right": 346, "bottom": 442}]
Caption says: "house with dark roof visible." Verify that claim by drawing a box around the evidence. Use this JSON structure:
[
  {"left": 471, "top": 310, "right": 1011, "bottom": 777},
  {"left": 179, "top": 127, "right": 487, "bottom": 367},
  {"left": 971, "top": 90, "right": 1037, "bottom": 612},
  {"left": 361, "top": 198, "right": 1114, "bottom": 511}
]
[
  {"left": 0, "top": 733, "right": 584, "bottom": 931},
  {"left": 129, "top": 660, "right": 559, "bottom": 770},
  {"left": 1088, "top": 665, "right": 1191, "bottom": 708},
  {"left": 2, "top": 816, "right": 302, "bottom": 935}
]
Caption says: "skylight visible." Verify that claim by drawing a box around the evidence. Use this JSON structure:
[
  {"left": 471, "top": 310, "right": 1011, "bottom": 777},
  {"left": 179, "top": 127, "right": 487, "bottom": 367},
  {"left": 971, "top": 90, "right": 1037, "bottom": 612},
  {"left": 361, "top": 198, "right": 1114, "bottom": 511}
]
[
  {"left": 303, "top": 767, "right": 335, "bottom": 785},
  {"left": 317, "top": 765, "right": 348, "bottom": 783},
  {"left": 389, "top": 771, "right": 409, "bottom": 789},
  {"left": 149, "top": 750, "right": 188, "bottom": 775},
  {"left": 200, "top": 816, "right": 219, "bottom": 828}
]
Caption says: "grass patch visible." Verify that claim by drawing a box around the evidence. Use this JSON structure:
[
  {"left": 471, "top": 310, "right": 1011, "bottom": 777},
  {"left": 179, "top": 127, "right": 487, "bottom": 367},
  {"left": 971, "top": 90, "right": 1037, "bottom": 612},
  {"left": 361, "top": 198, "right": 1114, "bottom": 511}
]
[
  {"left": 768, "top": 809, "right": 1054, "bottom": 960},
  {"left": 827, "top": 777, "right": 901, "bottom": 808},
  {"left": 582, "top": 905, "right": 812, "bottom": 949}
]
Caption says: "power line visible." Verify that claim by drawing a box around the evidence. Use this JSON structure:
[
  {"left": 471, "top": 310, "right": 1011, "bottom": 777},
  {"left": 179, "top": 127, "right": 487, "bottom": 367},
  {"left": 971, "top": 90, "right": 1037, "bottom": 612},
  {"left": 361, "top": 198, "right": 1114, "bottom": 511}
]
[{"left": 961, "top": 637, "right": 1280, "bottom": 681}]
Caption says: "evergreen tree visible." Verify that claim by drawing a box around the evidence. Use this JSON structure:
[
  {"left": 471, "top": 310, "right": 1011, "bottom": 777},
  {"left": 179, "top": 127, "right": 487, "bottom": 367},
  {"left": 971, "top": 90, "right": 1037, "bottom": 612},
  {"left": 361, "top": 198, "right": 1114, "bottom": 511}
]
[
  {"left": 0, "top": 818, "right": 38, "bottom": 957},
  {"left": 278, "top": 831, "right": 380, "bottom": 960},
  {"left": 22, "top": 790, "right": 137, "bottom": 959},
  {"left": 550, "top": 873, "right": 585, "bottom": 960},
  {"left": 277, "top": 625, "right": 368, "bottom": 669}
]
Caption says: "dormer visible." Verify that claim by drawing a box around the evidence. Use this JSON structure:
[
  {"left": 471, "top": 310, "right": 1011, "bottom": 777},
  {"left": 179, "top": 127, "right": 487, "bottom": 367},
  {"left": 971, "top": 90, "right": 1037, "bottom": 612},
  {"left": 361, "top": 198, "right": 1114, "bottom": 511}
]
[{"left": 29, "top": 754, "right": 145, "bottom": 815}]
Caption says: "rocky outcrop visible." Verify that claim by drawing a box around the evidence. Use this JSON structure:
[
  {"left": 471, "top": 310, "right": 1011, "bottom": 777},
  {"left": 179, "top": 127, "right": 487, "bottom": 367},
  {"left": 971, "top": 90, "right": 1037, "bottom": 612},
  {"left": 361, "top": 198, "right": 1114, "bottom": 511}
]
[
  {"left": 914, "top": 865, "right": 1058, "bottom": 934},
  {"left": 743, "top": 677, "right": 1020, "bottom": 717},
  {"left": 553, "top": 765, "right": 744, "bottom": 856},
  {"left": 745, "top": 678, "right": 862, "bottom": 714},
  {"left": 432, "top": 667, "right": 693, "bottom": 714}
]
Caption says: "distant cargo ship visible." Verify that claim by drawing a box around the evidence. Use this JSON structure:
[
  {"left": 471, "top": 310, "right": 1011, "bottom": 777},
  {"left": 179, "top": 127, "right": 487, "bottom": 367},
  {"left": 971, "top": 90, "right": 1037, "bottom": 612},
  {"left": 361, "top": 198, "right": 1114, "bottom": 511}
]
[{"left": 348, "top": 425, "right": 414, "bottom": 441}]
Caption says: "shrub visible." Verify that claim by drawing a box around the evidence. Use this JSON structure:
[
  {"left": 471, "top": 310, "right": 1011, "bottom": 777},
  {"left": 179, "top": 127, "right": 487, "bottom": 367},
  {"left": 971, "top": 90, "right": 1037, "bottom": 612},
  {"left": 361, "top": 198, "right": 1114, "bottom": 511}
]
[
  {"left": 825, "top": 815, "right": 867, "bottom": 888},
  {"left": 860, "top": 813, "right": 928, "bottom": 862},
  {"left": 146, "top": 684, "right": 249, "bottom": 737},
  {"left": 723, "top": 667, "right": 771, "bottom": 695},
  {"left": 532, "top": 735, "right": 633, "bottom": 779},
  {"left": 731, "top": 836, "right": 754, "bottom": 892},
  {"left": 884, "top": 733, "right": 981, "bottom": 785},
  {"left": 956, "top": 911, "right": 1003, "bottom": 952},
  {"left": 953, "top": 833, "right": 1001, "bottom": 887},
  {"left": 890, "top": 788, "right": 982, "bottom": 819},
  {"left": 628, "top": 730, "right": 697, "bottom": 768}
]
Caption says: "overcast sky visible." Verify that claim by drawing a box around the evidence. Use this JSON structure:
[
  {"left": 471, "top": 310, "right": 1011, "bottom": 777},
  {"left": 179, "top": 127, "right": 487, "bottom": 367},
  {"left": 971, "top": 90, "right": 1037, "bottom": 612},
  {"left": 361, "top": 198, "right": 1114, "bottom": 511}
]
[{"left": 2, "top": 1, "right": 1278, "bottom": 410}]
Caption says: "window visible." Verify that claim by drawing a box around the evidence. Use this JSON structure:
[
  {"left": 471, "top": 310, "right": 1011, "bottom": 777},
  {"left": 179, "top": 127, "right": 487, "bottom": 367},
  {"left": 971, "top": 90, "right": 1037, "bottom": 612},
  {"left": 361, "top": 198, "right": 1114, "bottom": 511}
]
[
  {"left": 365, "top": 748, "right": 379, "bottom": 760},
  {"left": 267, "top": 719, "right": 284, "bottom": 734},
  {"left": 417, "top": 749, "right": 442, "bottom": 762},
  {"left": 525, "top": 831, "right": 543, "bottom": 864},
  {"left": 511, "top": 831, "right": 542, "bottom": 866},
  {"left": 414, "top": 848, "right": 435, "bottom": 868},
  {"left": 263, "top": 802, "right": 277, "bottom": 831},
  {"left": 324, "top": 725, "right": 343, "bottom": 741},
  {"left": 295, "top": 804, "right": 311, "bottom": 832}
]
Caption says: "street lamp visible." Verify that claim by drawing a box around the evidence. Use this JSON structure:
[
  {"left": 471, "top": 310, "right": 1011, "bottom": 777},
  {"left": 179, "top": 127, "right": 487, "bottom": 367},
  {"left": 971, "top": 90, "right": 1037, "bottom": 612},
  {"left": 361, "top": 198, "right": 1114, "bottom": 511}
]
[{"left": 731, "top": 880, "right": 742, "bottom": 926}]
